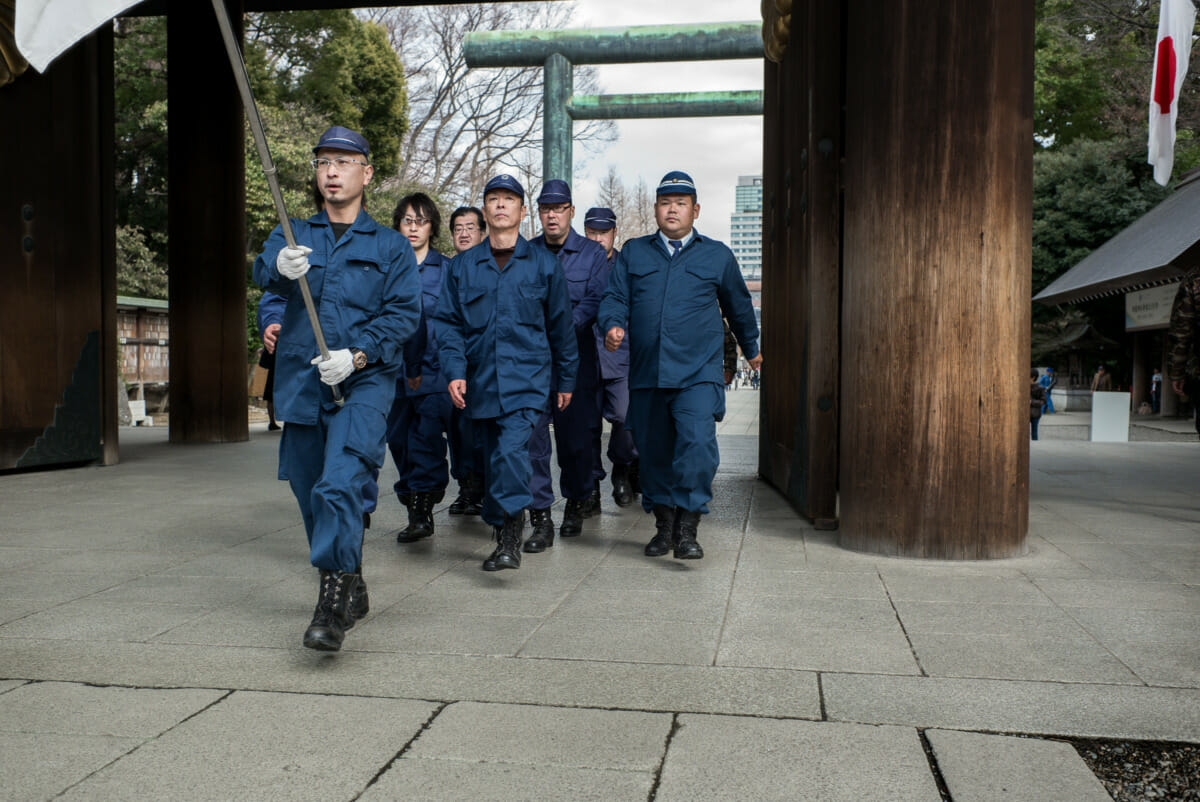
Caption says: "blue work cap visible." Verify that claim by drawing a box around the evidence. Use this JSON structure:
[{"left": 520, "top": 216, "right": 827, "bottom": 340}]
[
  {"left": 484, "top": 174, "right": 525, "bottom": 201},
  {"left": 656, "top": 170, "right": 697, "bottom": 197},
  {"left": 313, "top": 126, "right": 370, "bottom": 158},
  {"left": 584, "top": 207, "right": 617, "bottom": 231},
  {"left": 537, "top": 179, "right": 572, "bottom": 205}
]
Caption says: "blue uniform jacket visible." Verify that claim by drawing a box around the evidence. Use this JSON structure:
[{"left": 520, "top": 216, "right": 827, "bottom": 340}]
[
  {"left": 598, "top": 229, "right": 760, "bottom": 390},
  {"left": 257, "top": 291, "right": 286, "bottom": 335},
  {"left": 531, "top": 228, "right": 608, "bottom": 391},
  {"left": 592, "top": 248, "right": 630, "bottom": 380},
  {"left": 252, "top": 209, "right": 422, "bottom": 424},
  {"left": 402, "top": 249, "right": 450, "bottom": 397},
  {"left": 434, "top": 235, "right": 579, "bottom": 419}
]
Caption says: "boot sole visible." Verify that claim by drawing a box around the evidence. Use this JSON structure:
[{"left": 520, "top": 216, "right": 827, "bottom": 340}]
[
  {"left": 303, "top": 630, "right": 344, "bottom": 651},
  {"left": 481, "top": 560, "right": 520, "bottom": 571},
  {"left": 523, "top": 541, "right": 552, "bottom": 553}
]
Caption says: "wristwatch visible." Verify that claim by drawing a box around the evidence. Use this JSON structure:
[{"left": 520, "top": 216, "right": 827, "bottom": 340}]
[{"left": 351, "top": 349, "right": 367, "bottom": 371}]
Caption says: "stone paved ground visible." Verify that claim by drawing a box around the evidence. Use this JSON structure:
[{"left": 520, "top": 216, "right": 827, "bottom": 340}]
[{"left": 1, "top": 390, "right": 1196, "bottom": 800}]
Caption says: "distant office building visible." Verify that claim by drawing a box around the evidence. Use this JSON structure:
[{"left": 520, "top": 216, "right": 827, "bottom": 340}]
[
  {"left": 730, "top": 175, "right": 762, "bottom": 282},
  {"left": 730, "top": 175, "right": 763, "bottom": 333}
]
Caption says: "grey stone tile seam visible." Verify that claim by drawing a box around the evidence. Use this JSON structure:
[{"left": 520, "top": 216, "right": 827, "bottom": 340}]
[
  {"left": 49, "top": 688, "right": 235, "bottom": 799},
  {"left": 916, "top": 729, "right": 953, "bottom": 802},
  {"left": 1020, "top": 573, "right": 1154, "bottom": 688},
  {"left": 0, "top": 679, "right": 29, "bottom": 696},
  {"left": 646, "top": 712, "right": 681, "bottom": 802},
  {"left": 349, "top": 700, "right": 450, "bottom": 801},
  {"left": 708, "top": 483, "right": 756, "bottom": 668},
  {"left": 877, "top": 571, "right": 929, "bottom": 677}
]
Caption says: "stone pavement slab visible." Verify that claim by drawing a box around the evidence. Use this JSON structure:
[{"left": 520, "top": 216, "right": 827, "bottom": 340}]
[
  {"left": 58, "top": 690, "right": 437, "bottom": 801},
  {"left": 925, "top": 729, "right": 1113, "bottom": 802},
  {"left": 824, "top": 673, "right": 1200, "bottom": 741},
  {"left": 406, "top": 701, "right": 672, "bottom": 771},
  {"left": 655, "top": 715, "right": 939, "bottom": 801}
]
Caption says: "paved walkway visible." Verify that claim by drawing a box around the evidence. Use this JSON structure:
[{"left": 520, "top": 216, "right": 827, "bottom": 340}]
[{"left": 1, "top": 390, "right": 1196, "bottom": 800}]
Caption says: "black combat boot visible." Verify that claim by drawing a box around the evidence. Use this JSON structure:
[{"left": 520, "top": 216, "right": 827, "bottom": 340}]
[
  {"left": 627, "top": 459, "right": 641, "bottom": 497},
  {"left": 560, "top": 497, "right": 586, "bottom": 537},
  {"left": 449, "top": 472, "right": 482, "bottom": 515},
  {"left": 348, "top": 565, "right": 369, "bottom": 624},
  {"left": 482, "top": 512, "right": 524, "bottom": 571},
  {"left": 611, "top": 464, "right": 635, "bottom": 507},
  {"left": 645, "top": 505, "right": 677, "bottom": 557},
  {"left": 524, "top": 508, "right": 555, "bottom": 553},
  {"left": 674, "top": 510, "right": 704, "bottom": 560},
  {"left": 396, "top": 491, "right": 435, "bottom": 542},
  {"left": 582, "top": 480, "right": 602, "bottom": 518},
  {"left": 303, "top": 569, "right": 360, "bottom": 651}
]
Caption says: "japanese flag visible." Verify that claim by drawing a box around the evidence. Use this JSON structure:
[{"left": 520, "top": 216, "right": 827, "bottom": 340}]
[
  {"left": 16, "top": 0, "right": 142, "bottom": 73},
  {"left": 1148, "top": 0, "right": 1197, "bottom": 186}
]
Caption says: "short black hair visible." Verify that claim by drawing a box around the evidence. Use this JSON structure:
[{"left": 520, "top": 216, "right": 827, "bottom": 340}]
[
  {"left": 1031, "top": 369, "right": 1040, "bottom": 380},
  {"left": 393, "top": 192, "right": 441, "bottom": 238},
  {"left": 450, "top": 206, "right": 486, "bottom": 233}
]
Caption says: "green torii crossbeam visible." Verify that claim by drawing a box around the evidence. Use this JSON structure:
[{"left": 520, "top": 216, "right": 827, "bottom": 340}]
[{"left": 463, "top": 23, "right": 764, "bottom": 186}]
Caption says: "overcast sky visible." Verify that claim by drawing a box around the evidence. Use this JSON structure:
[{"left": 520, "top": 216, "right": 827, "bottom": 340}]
[{"left": 561, "top": 0, "right": 764, "bottom": 243}]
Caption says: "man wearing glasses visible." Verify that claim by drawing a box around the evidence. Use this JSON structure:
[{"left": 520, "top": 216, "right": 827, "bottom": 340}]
[
  {"left": 524, "top": 180, "right": 610, "bottom": 553},
  {"left": 444, "top": 206, "right": 489, "bottom": 516},
  {"left": 254, "top": 126, "right": 421, "bottom": 651}
]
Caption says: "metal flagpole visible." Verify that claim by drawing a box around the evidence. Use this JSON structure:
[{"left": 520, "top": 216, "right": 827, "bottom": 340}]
[{"left": 208, "top": 0, "right": 344, "bottom": 405}]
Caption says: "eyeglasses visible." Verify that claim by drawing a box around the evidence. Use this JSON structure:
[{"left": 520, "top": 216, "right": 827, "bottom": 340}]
[
  {"left": 452, "top": 224, "right": 478, "bottom": 234},
  {"left": 400, "top": 216, "right": 431, "bottom": 227},
  {"left": 311, "top": 157, "right": 368, "bottom": 170}
]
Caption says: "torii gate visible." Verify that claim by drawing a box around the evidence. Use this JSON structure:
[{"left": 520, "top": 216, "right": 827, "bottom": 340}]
[{"left": 463, "top": 23, "right": 764, "bottom": 185}]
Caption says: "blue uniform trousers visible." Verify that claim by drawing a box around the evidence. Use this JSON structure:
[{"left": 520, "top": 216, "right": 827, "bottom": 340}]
[
  {"left": 385, "top": 391, "right": 414, "bottom": 502},
  {"left": 529, "top": 383, "right": 600, "bottom": 509},
  {"left": 405, "top": 393, "right": 453, "bottom": 495},
  {"left": 449, "top": 406, "right": 484, "bottom": 481},
  {"left": 479, "top": 408, "right": 541, "bottom": 526},
  {"left": 592, "top": 375, "right": 638, "bottom": 482},
  {"left": 626, "top": 384, "right": 725, "bottom": 514},
  {"left": 279, "top": 403, "right": 387, "bottom": 572}
]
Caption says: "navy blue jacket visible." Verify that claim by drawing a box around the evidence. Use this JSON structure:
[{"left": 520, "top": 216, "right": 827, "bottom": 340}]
[
  {"left": 592, "top": 248, "right": 629, "bottom": 380},
  {"left": 399, "top": 249, "right": 449, "bottom": 398},
  {"left": 434, "top": 236, "right": 579, "bottom": 419},
  {"left": 252, "top": 209, "right": 422, "bottom": 423},
  {"left": 598, "top": 229, "right": 759, "bottom": 390},
  {"left": 531, "top": 228, "right": 608, "bottom": 391}
]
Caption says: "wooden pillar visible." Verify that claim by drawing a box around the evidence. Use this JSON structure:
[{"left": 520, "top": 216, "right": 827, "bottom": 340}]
[
  {"left": 838, "top": 0, "right": 1033, "bottom": 558},
  {"left": 0, "top": 30, "right": 114, "bottom": 470},
  {"left": 167, "top": 0, "right": 248, "bottom": 443},
  {"left": 758, "top": 0, "right": 841, "bottom": 523},
  {"left": 1131, "top": 332, "right": 1148, "bottom": 410}
]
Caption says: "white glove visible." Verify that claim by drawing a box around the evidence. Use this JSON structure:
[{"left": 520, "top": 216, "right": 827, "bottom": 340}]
[
  {"left": 277, "top": 245, "right": 313, "bottom": 280},
  {"left": 311, "top": 349, "right": 353, "bottom": 386}
]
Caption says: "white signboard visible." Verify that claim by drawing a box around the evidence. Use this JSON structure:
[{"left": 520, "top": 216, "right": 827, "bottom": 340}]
[{"left": 1125, "top": 282, "right": 1180, "bottom": 331}]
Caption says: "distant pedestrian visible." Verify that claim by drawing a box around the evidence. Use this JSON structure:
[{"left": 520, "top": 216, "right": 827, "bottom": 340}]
[
  {"left": 1038, "top": 367, "right": 1056, "bottom": 414},
  {"left": 1030, "top": 369, "right": 1046, "bottom": 441},
  {"left": 1090, "top": 365, "right": 1112, "bottom": 393},
  {"left": 1150, "top": 369, "right": 1163, "bottom": 414}
]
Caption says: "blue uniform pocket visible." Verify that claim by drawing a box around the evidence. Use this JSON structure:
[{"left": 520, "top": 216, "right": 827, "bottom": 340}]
[
  {"left": 341, "top": 405, "right": 388, "bottom": 469},
  {"left": 517, "top": 281, "right": 545, "bottom": 326},
  {"left": 341, "top": 258, "right": 385, "bottom": 315},
  {"left": 461, "top": 285, "right": 491, "bottom": 331}
]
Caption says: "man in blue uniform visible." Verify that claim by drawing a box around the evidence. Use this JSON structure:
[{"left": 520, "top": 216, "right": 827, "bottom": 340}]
[
  {"left": 598, "top": 171, "right": 762, "bottom": 560},
  {"left": 434, "top": 175, "right": 579, "bottom": 571},
  {"left": 388, "top": 193, "right": 455, "bottom": 543},
  {"left": 524, "top": 181, "right": 610, "bottom": 553},
  {"left": 445, "top": 206, "right": 489, "bottom": 517},
  {"left": 584, "top": 207, "right": 639, "bottom": 508},
  {"left": 254, "top": 126, "right": 421, "bottom": 650}
]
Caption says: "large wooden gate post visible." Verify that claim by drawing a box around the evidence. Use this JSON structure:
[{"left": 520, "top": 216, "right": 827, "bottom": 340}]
[
  {"left": 838, "top": 0, "right": 1033, "bottom": 558},
  {"left": 167, "top": 0, "right": 248, "bottom": 444}
]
